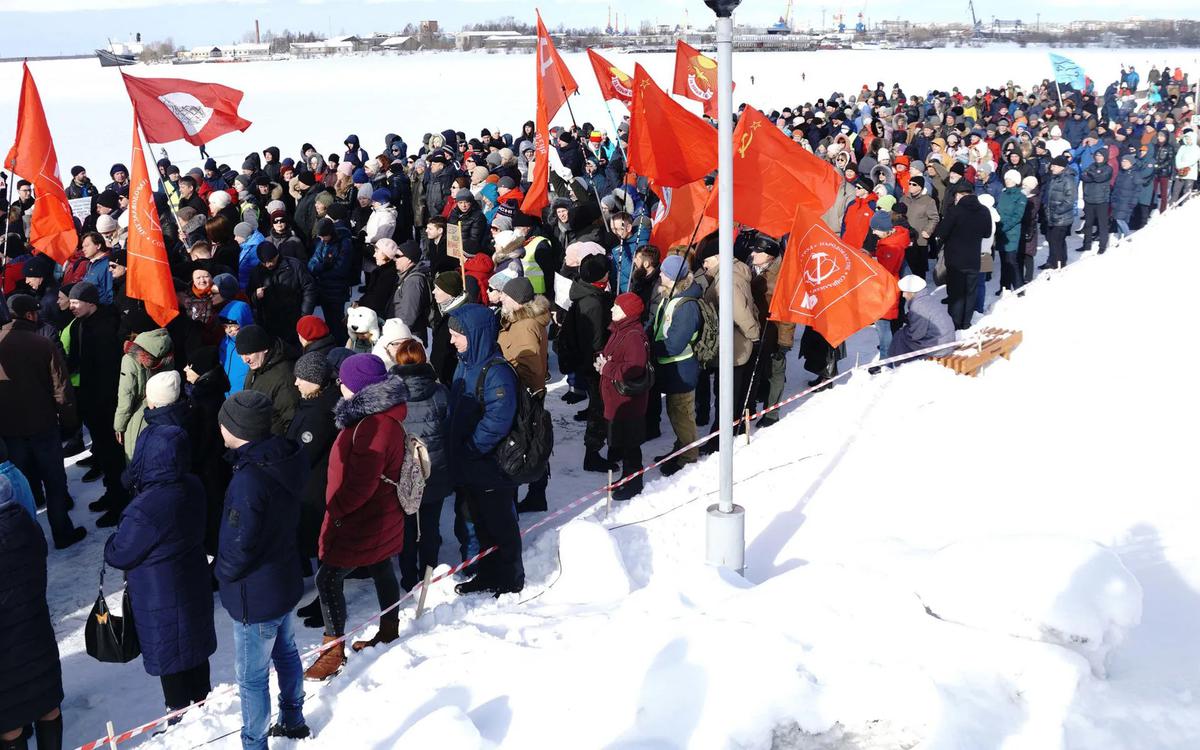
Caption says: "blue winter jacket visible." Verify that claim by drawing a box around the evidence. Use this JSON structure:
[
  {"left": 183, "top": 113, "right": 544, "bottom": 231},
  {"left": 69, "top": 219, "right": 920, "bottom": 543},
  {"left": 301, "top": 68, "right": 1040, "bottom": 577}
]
[
  {"left": 104, "top": 425, "right": 216, "bottom": 676},
  {"left": 393, "top": 362, "right": 451, "bottom": 503},
  {"left": 996, "top": 187, "right": 1027, "bottom": 253},
  {"left": 342, "top": 134, "right": 369, "bottom": 168},
  {"left": 1110, "top": 163, "right": 1150, "bottom": 222},
  {"left": 446, "top": 304, "right": 518, "bottom": 489},
  {"left": 610, "top": 221, "right": 651, "bottom": 295},
  {"left": 0, "top": 462, "right": 37, "bottom": 521},
  {"left": 82, "top": 256, "right": 114, "bottom": 306},
  {"left": 217, "top": 301, "right": 254, "bottom": 396},
  {"left": 237, "top": 229, "right": 266, "bottom": 289},
  {"left": 307, "top": 224, "right": 355, "bottom": 296},
  {"left": 216, "top": 435, "right": 307, "bottom": 624}
]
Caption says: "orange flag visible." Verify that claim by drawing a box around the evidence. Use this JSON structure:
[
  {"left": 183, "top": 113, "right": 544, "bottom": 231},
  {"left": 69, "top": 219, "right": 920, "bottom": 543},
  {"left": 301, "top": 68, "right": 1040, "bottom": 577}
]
[
  {"left": 520, "top": 12, "right": 579, "bottom": 216},
  {"left": 650, "top": 179, "right": 717, "bottom": 256},
  {"left": 126, "top": 114, "right": 179, "bottom": 327},
  {"left": 3, "top": 63, "right": 77, "bottom": 263},
  {"left": 628, "top": 64, "right": 718, "bottom": 188},
  {"left": 672, "top": 40, "right": 732, "bottom": 119},
  {"left": 586, "top": 48, "right": 633, "bottom": 106},
  {"left": 769, "top": 206, "right": 898, "bottom": 348},
  {"left": 705, "top": 105, "right": 842, "bottom": 237}
]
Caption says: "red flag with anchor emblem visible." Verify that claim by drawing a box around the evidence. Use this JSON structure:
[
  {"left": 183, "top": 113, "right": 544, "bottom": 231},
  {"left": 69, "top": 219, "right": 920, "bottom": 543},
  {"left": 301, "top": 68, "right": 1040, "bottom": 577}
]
[
  {"left": 125, "top": 114, "right": 178, "bottom": 327},
  {"left": 769, "top": 206, "right": 897, "bottom": 348},
  {"left": 672, "top": 40, "right": 732, "bottom": 119},
  {"left": 4, "top": 63, "right": 77, "bottom": 263},
  {"left": 121, "top": 71, "right": 251, "bottom": 147},
  {"left": 586, "top": 48, "right": 634, "bottom": 106},
  {"left": 520, "top": 11, "right": 579, "bottom": 216},
  {"left": 704, "top": 105, "right": 842, "bottom": 237}
]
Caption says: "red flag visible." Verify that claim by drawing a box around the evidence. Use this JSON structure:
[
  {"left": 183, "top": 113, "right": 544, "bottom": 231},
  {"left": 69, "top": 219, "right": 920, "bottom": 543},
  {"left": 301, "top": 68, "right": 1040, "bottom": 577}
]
[
  {"left": 586, "top": 48, "right": 634, "bottom": 106},
  {"left": 650, "top": 180, "right": 717, "bottom": 256},
  {"left": 126, "top": 115, "right": 179, "bottom": 327},
  {"left": 4, "top": 64, "right": 77, "bottom": 263},
  {"left": 672, "top": 40, "right": 732, "bottom": 119},
  {"left": 520, "top": 12, "right": 579, "bottom": 216},
  {"left": 705, "top": 105, "right": 842, "bottom": 237},
  {"left": 628, "top": 64, "right": 718, "bottom": 188},
  {"left": 769, "top": 206, "right": 898, "bottom": 348},
  {"left": 121, "top": 71, "right": 251, "bottom": 147}
]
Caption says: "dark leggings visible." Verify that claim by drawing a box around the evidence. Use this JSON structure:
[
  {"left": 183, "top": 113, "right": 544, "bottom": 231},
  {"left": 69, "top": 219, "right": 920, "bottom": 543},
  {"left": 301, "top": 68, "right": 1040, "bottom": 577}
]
[
  {"left": 160, "top": 660, "right": 211, "bottom": 711},
  {"left": 316, "top": 559, "right": 400, "bottom": 637}
]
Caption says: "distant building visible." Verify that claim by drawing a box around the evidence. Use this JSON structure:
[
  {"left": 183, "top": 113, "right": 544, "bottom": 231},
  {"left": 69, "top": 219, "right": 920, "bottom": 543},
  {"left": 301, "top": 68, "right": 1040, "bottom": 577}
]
[
  {"left": 379, "top": 35, "right": 421, "bottom": 51},
  {"left": 483, "top": 33, "right": 537, "bottom": 50},
  {"left": 182, "top": 43, "right": 270, "bottom": 61},
  {"left": 290, "top": 37, "right": 358, "bottom": 57}
]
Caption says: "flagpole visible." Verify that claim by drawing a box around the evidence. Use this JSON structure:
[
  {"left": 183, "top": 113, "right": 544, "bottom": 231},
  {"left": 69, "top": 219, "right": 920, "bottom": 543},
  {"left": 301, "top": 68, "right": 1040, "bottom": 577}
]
[{"left": 601, "top": 99, "right": 628, "bottom": 161}]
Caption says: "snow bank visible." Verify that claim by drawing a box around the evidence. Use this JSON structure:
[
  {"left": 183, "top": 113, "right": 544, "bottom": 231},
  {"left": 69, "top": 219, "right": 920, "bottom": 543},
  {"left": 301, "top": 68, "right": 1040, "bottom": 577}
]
[
  {"left": 395, "top": 706, "right": 491, "bottom": 749},
  {"left": 917, "top": 536, "right": 1143, "bottom": 677},
  {"left": 539, "top": 520, "right": 631, "bottom": 606}
]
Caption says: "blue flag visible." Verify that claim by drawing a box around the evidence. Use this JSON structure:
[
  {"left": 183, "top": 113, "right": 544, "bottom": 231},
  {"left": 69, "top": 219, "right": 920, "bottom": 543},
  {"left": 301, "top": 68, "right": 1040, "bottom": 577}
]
[{"left": 1049, "top": 53, "right": 1087, "bottom": 91}]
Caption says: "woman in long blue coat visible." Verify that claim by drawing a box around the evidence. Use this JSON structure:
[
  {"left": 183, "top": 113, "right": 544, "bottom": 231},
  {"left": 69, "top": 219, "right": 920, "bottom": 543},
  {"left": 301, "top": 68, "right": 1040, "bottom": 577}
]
[
  {"left": 104, "top": 424, "right": 217, "bottom": 714},
  {"left": 0, "top": 475, "right": 66, "bottom": 750}
]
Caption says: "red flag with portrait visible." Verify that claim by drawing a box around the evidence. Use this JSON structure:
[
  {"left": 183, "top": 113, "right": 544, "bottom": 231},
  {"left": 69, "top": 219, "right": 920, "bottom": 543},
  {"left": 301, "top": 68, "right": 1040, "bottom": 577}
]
[
  {"left": 672, "top": 40, "right": 732, "bottom": 119},
  {"left": 586, "top": 48, "right": 634, "bottom": 106}
]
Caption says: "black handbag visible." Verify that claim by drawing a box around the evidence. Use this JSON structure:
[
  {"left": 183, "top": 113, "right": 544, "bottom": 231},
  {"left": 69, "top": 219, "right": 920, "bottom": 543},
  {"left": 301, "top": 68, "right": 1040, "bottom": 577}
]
[
  {"left": 84, "top": 565, "right": 141, "bottom": 664},
  {"left": 614, "top": 341, "right": 655, "bottom": 397}
]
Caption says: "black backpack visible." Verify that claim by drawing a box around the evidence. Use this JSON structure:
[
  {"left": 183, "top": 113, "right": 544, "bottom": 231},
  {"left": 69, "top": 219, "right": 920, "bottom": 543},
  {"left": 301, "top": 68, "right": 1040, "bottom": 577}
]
[{"left": 475, "top": 358, "right": 554, "bottom": 485}]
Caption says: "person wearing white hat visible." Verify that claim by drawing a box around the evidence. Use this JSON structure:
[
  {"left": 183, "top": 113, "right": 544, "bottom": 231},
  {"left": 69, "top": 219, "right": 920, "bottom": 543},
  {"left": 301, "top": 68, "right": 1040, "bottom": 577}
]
[{"left": 888, "top": 275, "right": 956, "bottom": 357}]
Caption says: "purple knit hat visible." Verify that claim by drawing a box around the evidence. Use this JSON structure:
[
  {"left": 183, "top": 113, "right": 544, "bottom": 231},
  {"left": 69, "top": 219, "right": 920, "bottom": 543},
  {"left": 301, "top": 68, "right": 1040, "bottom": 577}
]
[{"left": 339, "top": 353, "right": 389, "bottom": 394}]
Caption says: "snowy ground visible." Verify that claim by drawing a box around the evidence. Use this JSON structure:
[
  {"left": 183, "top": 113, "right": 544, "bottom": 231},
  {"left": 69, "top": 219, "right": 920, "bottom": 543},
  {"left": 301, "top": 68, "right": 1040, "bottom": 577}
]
[
  {"left": 1, "top": 45, "right": 1198, "bottom": 180},
  {"left": 39, "top": 195, "right": 1200, "bottom": 748},
  {"left": 8, "top": 45, "right": 1200, "bottom": 749}
]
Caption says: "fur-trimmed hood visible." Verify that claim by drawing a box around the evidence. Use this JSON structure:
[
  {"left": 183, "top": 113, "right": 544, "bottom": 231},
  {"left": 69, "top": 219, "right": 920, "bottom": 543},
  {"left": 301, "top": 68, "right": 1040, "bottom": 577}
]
[
  {"left": 333, "top": 374, "right": 409, "bottom": 430},
  {"left": 502, "top": 294, "right": 551, "bottom": 326}
]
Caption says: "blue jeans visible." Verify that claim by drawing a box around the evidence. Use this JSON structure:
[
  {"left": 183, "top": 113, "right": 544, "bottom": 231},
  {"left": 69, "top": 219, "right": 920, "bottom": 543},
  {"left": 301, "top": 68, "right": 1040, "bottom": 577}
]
[
  {"left": 874, "top": 319, "right": 893, "bottom": 359},
  {"left": 1114, "top": 219, "right": 1131, "bottom": 239},
  {"left": 232, "top": 615, "right": 305, "bottom": 750}
]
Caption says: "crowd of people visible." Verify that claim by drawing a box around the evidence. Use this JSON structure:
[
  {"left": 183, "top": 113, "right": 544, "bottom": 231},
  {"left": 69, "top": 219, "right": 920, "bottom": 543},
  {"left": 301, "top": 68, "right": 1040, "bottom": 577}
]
[{"left": 0, "top": 59, "right": 1195, "bottom": 750}]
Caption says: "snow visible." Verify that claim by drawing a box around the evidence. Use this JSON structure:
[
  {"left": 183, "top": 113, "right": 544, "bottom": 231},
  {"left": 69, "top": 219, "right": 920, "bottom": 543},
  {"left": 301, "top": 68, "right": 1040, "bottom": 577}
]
[
  {"left": 5, "top": 46, "right": 1200, "bottom": 749},
  {"left": 2, "top": 45, "right": 1198, "bottom": 182}
]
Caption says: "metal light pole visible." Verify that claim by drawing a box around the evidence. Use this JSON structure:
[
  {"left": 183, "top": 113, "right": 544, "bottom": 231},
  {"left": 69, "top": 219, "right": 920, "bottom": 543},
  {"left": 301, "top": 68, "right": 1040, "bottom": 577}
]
[{"left": 704, "top": 0, "right": 745, "bottom": 575}]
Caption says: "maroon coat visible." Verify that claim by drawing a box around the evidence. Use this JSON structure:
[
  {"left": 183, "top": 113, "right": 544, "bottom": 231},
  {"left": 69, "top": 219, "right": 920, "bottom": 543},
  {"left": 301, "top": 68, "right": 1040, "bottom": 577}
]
[
  {"left": 599, "top": 316, "right": 650, "bottom": 422},
  {"left": 319, "top": 376, "right": 408, "bottom": 569}
]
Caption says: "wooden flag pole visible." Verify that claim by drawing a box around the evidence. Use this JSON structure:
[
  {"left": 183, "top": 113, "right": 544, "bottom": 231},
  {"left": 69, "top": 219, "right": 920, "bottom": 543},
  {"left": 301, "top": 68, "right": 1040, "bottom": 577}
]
[
  {"left": 415, "top": 566, "right": 434, "bottom": 619},
  {"left": 106, "top": 720, "right": 117, "bottom": 750}
]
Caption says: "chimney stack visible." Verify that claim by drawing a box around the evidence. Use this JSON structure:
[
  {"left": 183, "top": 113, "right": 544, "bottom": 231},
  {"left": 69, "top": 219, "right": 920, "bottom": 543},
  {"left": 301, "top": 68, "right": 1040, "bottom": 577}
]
[{"left": 255, "top": 19, "right": 261, "bottom": 44}]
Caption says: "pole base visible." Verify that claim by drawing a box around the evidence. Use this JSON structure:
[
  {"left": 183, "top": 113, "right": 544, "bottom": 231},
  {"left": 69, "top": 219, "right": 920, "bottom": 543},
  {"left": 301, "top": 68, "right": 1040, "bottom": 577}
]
[{"left": 705, "top": 503, "right": 746, "bottom": 576}]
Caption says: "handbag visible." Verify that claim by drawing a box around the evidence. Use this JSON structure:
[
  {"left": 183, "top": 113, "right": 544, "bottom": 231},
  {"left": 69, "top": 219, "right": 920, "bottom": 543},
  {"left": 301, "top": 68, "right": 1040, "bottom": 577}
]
[
  {"left": 613, "top": 339, "right": 655, "bottom": 397},
  {"left": 84, "top": 564, "right": 141, "bottom": 664},
  {"left": 934, "top": 251, "right": 947, "bottom": 285},
  {"left": 980, "top": 251, "right": 995, "bottom": 274}
]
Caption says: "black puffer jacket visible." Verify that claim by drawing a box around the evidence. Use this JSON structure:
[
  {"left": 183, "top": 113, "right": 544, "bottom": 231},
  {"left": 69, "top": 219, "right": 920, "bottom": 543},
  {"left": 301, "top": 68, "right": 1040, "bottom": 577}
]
[
  {"left": 0, "top": 501, "right": 63, "bottom": 730},
  {"left": 936, "top": 193, "right": 993, "bottom": 273}
]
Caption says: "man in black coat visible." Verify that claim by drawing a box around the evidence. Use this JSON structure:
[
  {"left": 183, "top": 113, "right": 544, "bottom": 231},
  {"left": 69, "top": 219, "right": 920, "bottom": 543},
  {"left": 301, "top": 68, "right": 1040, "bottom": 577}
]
[
  {"left": 446, "top": 190, "right": 492, "bottom": 256},
  {"left": 560, "top": 255, "right": 614, "bottom": 472},
  {"left": 936, "top": 186, "right": 993, "bottom": 330},
  {"left": 65, "top": 282, "right": 128, "bottom": 519},
  {"left": 246, "top": 243, "right": 317, "bottom": 346}
]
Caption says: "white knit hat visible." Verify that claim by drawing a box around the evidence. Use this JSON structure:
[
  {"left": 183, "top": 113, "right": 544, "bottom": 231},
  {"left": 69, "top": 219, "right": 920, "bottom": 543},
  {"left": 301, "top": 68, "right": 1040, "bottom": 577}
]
[{"left": 145, "top": 370, "right": 181, "bottom": 409}]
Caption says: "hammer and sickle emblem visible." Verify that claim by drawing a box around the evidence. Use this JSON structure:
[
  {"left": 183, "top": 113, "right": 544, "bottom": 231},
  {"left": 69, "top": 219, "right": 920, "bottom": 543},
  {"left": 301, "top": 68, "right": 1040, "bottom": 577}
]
[{"left": 737, "top": 121, "right": 762, "bottom": 158}]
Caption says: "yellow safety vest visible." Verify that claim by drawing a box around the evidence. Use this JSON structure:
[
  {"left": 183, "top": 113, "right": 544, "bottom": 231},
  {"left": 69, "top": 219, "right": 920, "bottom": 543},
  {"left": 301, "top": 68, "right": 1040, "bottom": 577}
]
[
  {"left": 59, "top": 320, "right": 80, "bottom": 387},
  {"left": 652, "top": 296, "right": 697, "bottom": 365},
  {"left": 522, "top": 237, "right": 546, "bottom": 294}
]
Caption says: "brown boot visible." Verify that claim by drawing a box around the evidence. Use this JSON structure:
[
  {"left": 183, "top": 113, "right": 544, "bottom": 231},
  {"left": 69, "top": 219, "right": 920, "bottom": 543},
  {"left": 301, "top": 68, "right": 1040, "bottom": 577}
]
[
  {"left": 352, "top": 618, "right": 400, "bottom": 652},
  {"left": 304, "top": 635, "right": 345, "bottom": 682}
]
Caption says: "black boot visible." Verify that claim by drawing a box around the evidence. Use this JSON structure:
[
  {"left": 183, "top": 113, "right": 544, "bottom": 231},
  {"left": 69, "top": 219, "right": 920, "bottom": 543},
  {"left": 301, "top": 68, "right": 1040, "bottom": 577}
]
[
  {"left": 35, "top": 714, "right": 62, "bottom": 750},
  {"left": 573, "top": 407, "right": 589, "bottom": 422},
  {"left": 583, "top": 449, "right": 618, "bottom": 473},
  {"left": 268, "top": 723, "right": 311, "bottom": 739},
  {"left": 516, "top": 485, "right": 548, "bottom": 514},
  {"left": 296, "top": 596, "right": 322, "bottom": 619},
  {"left": 561, "top": 389, "right": 587, "bottom": 404},
  {"left": 0, "top": 734, "right": 28, "bottom": 750}
]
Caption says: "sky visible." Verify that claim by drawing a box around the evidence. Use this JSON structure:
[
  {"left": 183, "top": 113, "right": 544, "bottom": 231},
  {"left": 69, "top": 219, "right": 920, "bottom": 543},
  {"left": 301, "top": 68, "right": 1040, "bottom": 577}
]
[{"left": 0, "top": 0, "right": 1197, "bottom": 58}]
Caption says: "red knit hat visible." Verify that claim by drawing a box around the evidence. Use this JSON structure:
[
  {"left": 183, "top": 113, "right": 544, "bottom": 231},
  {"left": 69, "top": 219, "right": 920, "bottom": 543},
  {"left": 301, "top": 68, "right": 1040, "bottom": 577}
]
[
  {"left": 615, "top": 292, "right": 644, "bottom": 320},
  {"left": 296, "top": 315, "right": 329, "bottom": 342}
]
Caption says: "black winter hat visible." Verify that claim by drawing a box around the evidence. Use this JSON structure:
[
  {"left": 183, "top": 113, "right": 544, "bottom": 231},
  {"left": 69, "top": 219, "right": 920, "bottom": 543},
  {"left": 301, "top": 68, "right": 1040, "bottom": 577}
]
[
  {"left": 397, "top": 240, "right": 422, "bottom": 263},
  {"left": 294, "top": 350, "right": 332, "bottom": 386},
  {"left": 68, "top": 281, "right": 100, "bottom": 305},
  {"left": 910, "top": 174, "right": 927, "bottom": 190},
  {"left": 503, "top": 277, "right": 535, "bottom": 305},
  {"left": 256, "top": 242, "right": 280, "bottom": 264},
  {"left": 326, "top": 203, "right": 349, "bottom": 221},
  {"left": 188, "top": 345, "right": 220, "bottom": 376},
  {"left": 949, "top": 162, "right": 967, "bottom": 177},
  {"left": 434, "top": 270, "right": 463, "bottom": 297},
  {"left": 234, "top": 324, "right": 272, "bottom": 355},
  {"left": 296, "top": 171, "right": 317, "bottom": 187},
  {"left": 96, "top": 191, "right": 120, "bottom": 211},
  {"left": 70, "top": 165, "right": 86, "bottom": 178},
  {"left": 110, "top": 163, "right": 128, "bottom": 177},
  {"left": 218, "top": 390, "right": 274, "bottom": 442},
  {"left": 316, "top": 218, "right": 336, "bottom": 238},
  {"left": 6, "top": 293, "right": 38, "bottom": 318},
  {"left": 1051, "top": 154, "right": 1071, "bottom": 168},
  {"left": 854, "top": 175, "right": 874, "bottom": 191},
  {"left": 23, "top": 253, "right": 54, "bottom": 279},
  {"left": 579, "top": 254, "right": 610, "bottom": 284}
]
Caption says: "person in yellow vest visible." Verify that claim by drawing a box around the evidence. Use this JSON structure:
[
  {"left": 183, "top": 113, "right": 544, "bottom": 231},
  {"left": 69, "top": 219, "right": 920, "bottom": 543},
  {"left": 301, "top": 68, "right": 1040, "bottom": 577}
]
[{"left": 650, "top": 255, "right": 703, "bottom": 476}]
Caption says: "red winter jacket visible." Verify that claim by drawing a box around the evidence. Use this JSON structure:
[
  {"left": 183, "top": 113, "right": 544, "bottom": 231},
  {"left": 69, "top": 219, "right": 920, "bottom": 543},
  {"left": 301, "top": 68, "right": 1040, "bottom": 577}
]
[
  {"left": 464, "top": 252, "right": 495, "bottom": 304},
  {"left": 873, "top": 226, "right": 910, "bottom": 320},
  {"left": 599, "top": 315, "right": 650, "bottom": 422},
  {"left": 320, "top": 379, "right": 409, "bottom": 569},
  {"left": 842, "top": 195, "right": 877, "bottom": 251}
]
